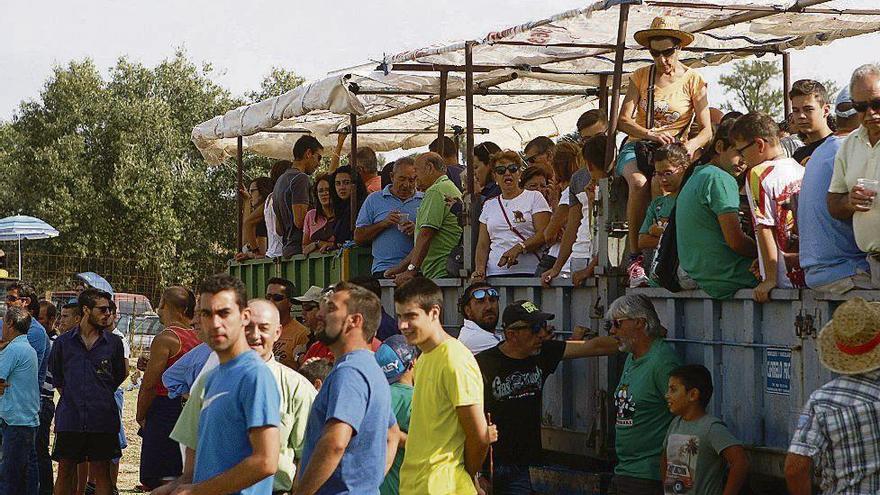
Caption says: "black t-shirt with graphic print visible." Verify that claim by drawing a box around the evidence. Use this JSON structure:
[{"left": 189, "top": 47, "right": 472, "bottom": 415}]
[{"left": 475, "top": 339, "right": 566, "bottom": 465}]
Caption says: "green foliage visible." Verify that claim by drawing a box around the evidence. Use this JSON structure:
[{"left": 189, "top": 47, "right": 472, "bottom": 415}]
[
  {"left": 0, "top": 51, "right": 303, "bottom": 291},
  {"left": 719, "top": 60, "right": 784, "bottom": 118},
  {"left": 246, "top": 67, "right": 305, "bottom": 103}
]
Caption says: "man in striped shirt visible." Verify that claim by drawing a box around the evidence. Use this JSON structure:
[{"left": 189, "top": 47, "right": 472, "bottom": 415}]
[{"left": 786, "top": 298, "right": 880, "bottom": 494}]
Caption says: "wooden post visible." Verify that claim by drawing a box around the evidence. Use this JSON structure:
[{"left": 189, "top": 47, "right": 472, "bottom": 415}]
[
  {"left": 236, "top": 136, "right": 243, "bottom": 252},
  {"left": 782, "top": 52, "right": 792, "bottom": 119},
  {"left": 438, "top": 71, "right": 448, "bottom": 154},
  {"left": 605, "top": 3, "right": 631, "bottom": 172},
  {"left": 465, "top": 41, "right": 477, "bottom": 274},
  {"left": 349, "top": 114, "right": 358, "bottom": 231}
]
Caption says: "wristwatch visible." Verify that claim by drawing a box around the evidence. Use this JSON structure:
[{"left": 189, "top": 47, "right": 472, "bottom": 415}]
[{"left": 407, "top": 263, "right": 420, "bottom": 273}]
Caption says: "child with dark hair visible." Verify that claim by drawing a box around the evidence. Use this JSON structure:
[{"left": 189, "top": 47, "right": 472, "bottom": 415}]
[
  {"left": 662, "top": 364, "right": 749, "bottom": 494},
  {"left": 297, "top": 358, "right": 332, "bottom": 390},
  {"left": 638, "top": 143, "right": 689, "bottom": 253}
]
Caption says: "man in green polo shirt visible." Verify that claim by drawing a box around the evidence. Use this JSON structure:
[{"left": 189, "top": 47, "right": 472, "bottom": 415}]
[{"left": 387, "top": 152, "right": 462, "bottom": 283}]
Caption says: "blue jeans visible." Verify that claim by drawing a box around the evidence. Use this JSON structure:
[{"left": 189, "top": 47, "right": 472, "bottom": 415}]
[
  {"left": 493, "top": 463, "right": 533, "bottom": 495},
  {"left": 1, "top": 422, "right": 38, "bottom": 495}
]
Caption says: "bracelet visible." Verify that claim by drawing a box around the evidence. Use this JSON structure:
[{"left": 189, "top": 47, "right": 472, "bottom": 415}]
[{"left": 517, "top": 241, "right": 527, "bottom": 252}]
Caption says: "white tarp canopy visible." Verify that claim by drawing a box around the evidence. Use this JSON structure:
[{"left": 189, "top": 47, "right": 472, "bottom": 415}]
[{"left": 192, "top": 0, "right": 880, "bottom": 164}]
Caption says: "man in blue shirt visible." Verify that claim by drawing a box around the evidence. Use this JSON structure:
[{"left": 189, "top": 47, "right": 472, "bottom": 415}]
[
  {"left": 156, "top": 273, "right": 280, "bottom": 495},
  {"left": 355, "top": 157, "right": 424, "bottom": 277},
  {"left": 7, "top": 281, "right": 50, "bottom": 495},
  {"left": 296, "top": 282, "right": 400, "bottom": 495},
  {"left": 49, "top": 288, "right": 127, "bottom": 495},
  {"left": 799, "top": 87, "right": 872, "bottom": 294},
  {"left": 0, "top": 307, "right": 40, "bottom": 494}
]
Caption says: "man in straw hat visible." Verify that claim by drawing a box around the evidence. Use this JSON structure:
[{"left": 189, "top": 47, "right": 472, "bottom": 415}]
[{"left": 785, "top": 298, "right": 880, "bottom": 494}]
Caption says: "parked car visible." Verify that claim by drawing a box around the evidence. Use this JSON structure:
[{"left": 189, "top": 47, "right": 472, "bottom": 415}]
[{"left": 118, "top": 313, "right": 163, "bottom": 356}]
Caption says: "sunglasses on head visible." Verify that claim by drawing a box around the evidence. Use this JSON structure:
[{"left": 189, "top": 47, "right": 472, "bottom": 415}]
[
  {"left": 852, "top": 99, "right": 880, "bottom": 113},
  {"left": 470, "top": 288, "right": 499, "bottom": 301},
  {"left": 649, "top": 46, "right": 678, "bottom": 58},
  {"left": 494, "top": 164, "right": 520, "bottom": 175},
  {"left": 266, "top": 293, "right": 287, "bottom": 302}
]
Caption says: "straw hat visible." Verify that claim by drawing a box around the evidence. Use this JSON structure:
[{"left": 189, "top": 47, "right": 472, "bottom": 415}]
[
  {"left": 817, "top": 298, "right": 880, "bottom": 375},
  {"left": 634, "top": 16, "right": 695, "bottom": 48}
]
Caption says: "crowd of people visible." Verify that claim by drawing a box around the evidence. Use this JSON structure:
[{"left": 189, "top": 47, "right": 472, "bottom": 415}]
[
  {"left": 233, "top": 18, "right": 880, "bottom": 305},
  {"left": 4, "top": 271, "right": 877, "bottom": 494}
]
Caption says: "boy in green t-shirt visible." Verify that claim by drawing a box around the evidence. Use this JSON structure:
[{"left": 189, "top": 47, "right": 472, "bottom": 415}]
[
  {"left": 662, "top": 365, "right": 749, "bottom": 495},
  {"left": 375, "top": 335, "right": 420, "bottom": 495},
  {"left": 638, "top": 144, "right": 689, "bottom": 284}
]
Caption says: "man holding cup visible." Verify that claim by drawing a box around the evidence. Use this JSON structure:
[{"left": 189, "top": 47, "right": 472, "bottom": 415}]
[
  {"left": 355, "top": 157, "right": 423, "bottom": 278},
  {"left": 828, "top": 64, "right": 880, "bottom": 287}
]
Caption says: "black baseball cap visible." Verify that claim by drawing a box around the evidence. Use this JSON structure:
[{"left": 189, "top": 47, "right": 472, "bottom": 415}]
[{"left": 502, "top": 300, "right": 555, "bottom": 329}]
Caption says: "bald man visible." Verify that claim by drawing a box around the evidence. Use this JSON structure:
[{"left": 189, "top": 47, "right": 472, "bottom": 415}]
[
  {"left": 136, "top": 287, "right": 201, "bottom": 490},
  {"left": 162, "top": 299, "right": 318, "bottom": 495}
]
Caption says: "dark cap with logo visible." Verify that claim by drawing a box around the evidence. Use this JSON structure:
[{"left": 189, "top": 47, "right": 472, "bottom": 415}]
[{"left": 502, "top": 300, "right": 555, "bottom": 328}]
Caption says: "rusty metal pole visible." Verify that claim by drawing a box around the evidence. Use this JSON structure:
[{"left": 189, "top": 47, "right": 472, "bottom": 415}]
[
  {"left": 438, "top": 71, "right": 448, "bottom": 154},
  {"left": 605, "top": 3, "right": 631, "bottom": 172},
  {"left": 782, "top": 52, "right": 792, "bottom": 119},
  {"left": 349, "top": 114, "right": 358, "bottom": 231},
  {"left": 465, "top": 41, "right": 477, "bottom": 273},
  {"left": 236, "top": 136, "right": 243, "bottom": 252},
  {"left": 599, "top": 74, "right": 610, "bottom": 122}
]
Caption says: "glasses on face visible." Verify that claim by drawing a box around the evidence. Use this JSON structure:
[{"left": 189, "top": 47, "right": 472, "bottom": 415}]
[
  {"left": 470, "top": 288, "right": 499, "bottom": 301},
  {"left": 494, "top": 164, "right": 520, "bottom": 175},
  {"left": 511, "top": 321, "right": 549, "bottom": 333},
  {"left": 611, "top": 318, "right": 634, "bottom": 329},
  {"left": 266, "top": 294, "right": 287, "bottom": 302},
  {"left": 735, "top": 140, "right": 757, "bottom": 157},
  {"left": 852, "top": 99, "right": 880, "bottom": 113},
  {"left": 5, "top": 295, "right": 22, "bottom": 303},
  {"left": 649, "top": 46, "right": 678, "bottom": 58},
  {"left": 655, "top": 166, "right": 682, "bottom": 178},
  {"left": 301, "top": 303, "right": 319, "bottom": 312},
  {"left": 94, "top": 306, "right": 112, "bottom": 314}
]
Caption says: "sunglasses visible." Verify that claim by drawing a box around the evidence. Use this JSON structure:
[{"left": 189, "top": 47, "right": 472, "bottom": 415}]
[
  {"left": 470, "top": 288, "right": 499, "bottom": 301},
  {"left": 94, "top": 306, "right": 112, "bottom": 314},
  {"left": 656, "top": 166, "right": 682, "bottom": 178},
  {"left": 611, "top": 318, "right": 634, "bottom": 329},
  {"left": 494, "top": 164, "right": 520, "bottom": 175},
  {"left": 735, "top": 140, "right": 757, "bottom": 157},
  {"left": 649, "top": 46, "right": 678, "bottom": 58},
  {"left": 266, "top": 294, "right": 287, "bottom": 302},
  {"left": 852, "top": 99, "right": 880, "bottom": 113},
  {"left": 5, "top": 295, "right": 23, "bottom": 303},
  {"left": 510, "top": 321, "right": 551, "bottom": 333},
  {"left": 301, "top": 303, "right": 319, "bottom": 312}
]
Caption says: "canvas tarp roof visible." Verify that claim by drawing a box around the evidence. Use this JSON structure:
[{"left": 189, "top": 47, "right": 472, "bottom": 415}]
[{"left": 192, "top": 0, "right": 880, "bottom": 164}]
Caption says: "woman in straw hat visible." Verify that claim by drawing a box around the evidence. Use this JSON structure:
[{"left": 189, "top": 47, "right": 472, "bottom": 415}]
[
  {"left": 616, "top": 16, "right": 714, "bottom": 288},
  {"left": 786, "top": 297, "right": 880, "bottom": 493}
]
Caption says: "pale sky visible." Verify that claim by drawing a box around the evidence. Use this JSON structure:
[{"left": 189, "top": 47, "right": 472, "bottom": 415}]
[{"left": 4, "top": 1, "right": 878, "bottom": 125}]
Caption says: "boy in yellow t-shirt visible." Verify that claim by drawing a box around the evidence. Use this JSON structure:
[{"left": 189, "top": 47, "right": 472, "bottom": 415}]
[{"left": 394, "top": 278, "right": 490, "bottom": 495}]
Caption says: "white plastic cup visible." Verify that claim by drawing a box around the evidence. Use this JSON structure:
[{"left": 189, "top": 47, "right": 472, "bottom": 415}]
[{"left": 857, "top": 178, "right": 879, "bottom": 207}]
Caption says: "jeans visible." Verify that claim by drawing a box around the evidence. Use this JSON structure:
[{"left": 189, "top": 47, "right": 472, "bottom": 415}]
[
  {"left": 492, "top": 463, "right": 533, "bottom": 495},
  {"left": 36, "top": 398, "right": 55, "bottom": 495},
  {"left": 1, "top": 422, "right": 38, "bottom": 495},
  {"left": 611, "top": 475, "right": 663, "bottom": 495}
]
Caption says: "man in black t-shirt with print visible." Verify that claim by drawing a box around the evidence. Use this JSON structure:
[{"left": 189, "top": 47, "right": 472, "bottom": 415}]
[{"left": 475, "top": 300, "right": 619, "bottom": 494}]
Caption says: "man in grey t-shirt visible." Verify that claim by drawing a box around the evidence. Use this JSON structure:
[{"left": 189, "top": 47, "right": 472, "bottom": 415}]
[{"left": 273, "top": 136, "right": 323, "bottom": 257}]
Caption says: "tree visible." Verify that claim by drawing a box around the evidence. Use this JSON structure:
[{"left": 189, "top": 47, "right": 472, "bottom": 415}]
[
  {"left": 246, "top": 67, "right": 305, "bottom": 103},
  {"left": 718, "top": 60, "right": 784, "bottom": 118},
  {"left": 0, "top": 51, "right": 298, "bottom": 293}
]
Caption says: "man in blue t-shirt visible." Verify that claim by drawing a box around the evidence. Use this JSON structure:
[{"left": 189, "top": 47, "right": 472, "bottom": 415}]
[
  {"left": 354, "top": 157, "right": 423, "bottom": 277},
  {"left": 156, "top": 274, "right": 280, "bottom": 495},
  {"left": 799, "top": 87, "right": 871, "bottom": 294},
  {"left": 0, "top": 307, "right": 40, "bottom": 494},
  {"left": 297, "top": 282, "right": 399, "bottom": 495}
]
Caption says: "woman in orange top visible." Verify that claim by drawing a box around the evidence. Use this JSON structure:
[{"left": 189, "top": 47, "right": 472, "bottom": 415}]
[{"left": 616, "top": 17, "right": 713, "bottom": 288}]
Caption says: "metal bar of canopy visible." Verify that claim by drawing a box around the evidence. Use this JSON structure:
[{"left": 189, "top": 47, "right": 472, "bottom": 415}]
[
  {"left": 349, "top": 114, "right": 358, "bottom": 231},
  {"left": 236, "top": 136, "right": 243, "bottom": 252},
  {"left": 385, "top": 63, "right": 616, "bottom": 76},
  {"left": 645, "top": 1, "right": 880, "bottom": 15},
  {"left": 492, "top": 40, "right": 782, "bottom": 54},
  {"left": 465, "top": 41, "right": 477, "bottom": 275},
  {"left": 605, "top": 4, "right": 631, "bottom": 173},
  {"left": 438, "top": 71, "right": 448, "bottom": 153},
  {"left": 330, "top": 128, "right": 489, "bottom": 135},
  {"left": 783, "top": 52, "right": 792, "bottom": 118},
  {"left": 352, "top": 87, "right": 604, "bottom": 97}
]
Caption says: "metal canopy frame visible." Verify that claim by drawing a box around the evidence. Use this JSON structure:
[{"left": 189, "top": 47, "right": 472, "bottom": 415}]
[{"left": 235, "top": 0, "right": 877, "bottom": 252}]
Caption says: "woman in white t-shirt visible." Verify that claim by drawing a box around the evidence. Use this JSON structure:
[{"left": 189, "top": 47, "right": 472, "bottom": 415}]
[{"left": 472, "top": 150, "right": 552, "bottom": 279}]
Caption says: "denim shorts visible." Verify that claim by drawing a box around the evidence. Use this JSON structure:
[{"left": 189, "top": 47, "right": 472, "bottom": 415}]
[{"left": 615, "top": 141, "right": 638, "bottom": 176}]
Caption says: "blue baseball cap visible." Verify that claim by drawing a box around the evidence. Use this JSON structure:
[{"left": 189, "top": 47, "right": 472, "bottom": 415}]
[
  {"left": 836, "top": 87, "right": 858, "bottom": 119},
  {"left": 375, "top": 335, "right": 420, "bottom": 383}
]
